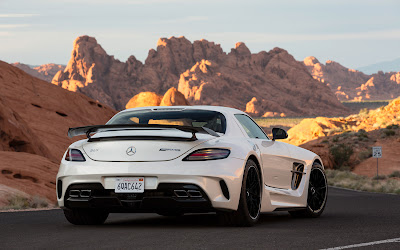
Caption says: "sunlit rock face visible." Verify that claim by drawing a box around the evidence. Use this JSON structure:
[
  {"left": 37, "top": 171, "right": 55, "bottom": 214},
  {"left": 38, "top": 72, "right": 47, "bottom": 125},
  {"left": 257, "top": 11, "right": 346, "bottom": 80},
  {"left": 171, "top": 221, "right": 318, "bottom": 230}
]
[
  {"left": 52, "top": 35, "right": 347, "bottom": 116},
  {"left": 303, "top": 56, "right": 400, "bottom": 101},
  {"left": 0, "top": 60, "right": 116, "bottom": 204}
]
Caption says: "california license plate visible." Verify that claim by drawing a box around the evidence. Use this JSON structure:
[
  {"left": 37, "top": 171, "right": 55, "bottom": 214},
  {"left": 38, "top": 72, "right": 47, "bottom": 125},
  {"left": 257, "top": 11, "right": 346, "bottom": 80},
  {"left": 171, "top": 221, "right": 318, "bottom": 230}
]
[{"left": 115, "top": 177, "right": 144, "bottom": 193}]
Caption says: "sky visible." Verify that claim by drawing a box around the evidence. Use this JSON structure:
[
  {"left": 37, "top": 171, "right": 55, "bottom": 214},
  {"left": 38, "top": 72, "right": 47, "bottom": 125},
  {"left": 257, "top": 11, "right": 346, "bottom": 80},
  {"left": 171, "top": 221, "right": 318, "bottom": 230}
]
[{"left": 0, "top": 0, "right": 399, "bottom": 69}]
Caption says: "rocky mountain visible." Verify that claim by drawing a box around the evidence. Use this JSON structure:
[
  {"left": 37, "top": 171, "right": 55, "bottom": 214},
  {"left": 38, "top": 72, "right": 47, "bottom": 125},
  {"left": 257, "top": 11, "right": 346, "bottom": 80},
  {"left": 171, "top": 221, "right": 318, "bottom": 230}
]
[
  {"left": 304, "top": 56, "right": 400, "bottom": 101},
  {"left": 52, "top": 36, "right": 347, "bottom": 117},
  {"left": 52, "top": 36, "right": 224, "bottom": 110},
  {"left": 358, "top": 58, "right": 400, "bottom": 74},
  {"left": 0, "top": 61, "right": 116, "bottom": 205},
  {"left": 12, "top": 62, "right": 65, "bottom": 82}
]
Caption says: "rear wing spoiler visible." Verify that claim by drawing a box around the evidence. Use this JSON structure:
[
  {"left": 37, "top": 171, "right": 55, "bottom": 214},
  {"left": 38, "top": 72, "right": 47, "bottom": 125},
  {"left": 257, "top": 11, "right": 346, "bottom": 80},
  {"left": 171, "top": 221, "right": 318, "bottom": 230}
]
[{"left": 68, "top": 124, "right": 220, "bottom": 141}]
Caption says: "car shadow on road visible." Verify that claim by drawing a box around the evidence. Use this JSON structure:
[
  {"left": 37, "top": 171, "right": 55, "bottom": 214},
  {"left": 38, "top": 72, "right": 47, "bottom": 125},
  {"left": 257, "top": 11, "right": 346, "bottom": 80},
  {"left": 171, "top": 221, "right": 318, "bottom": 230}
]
[{"left": 102, "top": 212, "right": 296, "bottom": 228}]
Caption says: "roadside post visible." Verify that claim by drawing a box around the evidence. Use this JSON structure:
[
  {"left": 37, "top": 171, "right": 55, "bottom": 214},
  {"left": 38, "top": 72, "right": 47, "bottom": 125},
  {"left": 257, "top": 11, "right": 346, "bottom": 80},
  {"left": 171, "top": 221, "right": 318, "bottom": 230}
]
[{"left": 372, "top": 146, "right": 382, "bottom": 178}]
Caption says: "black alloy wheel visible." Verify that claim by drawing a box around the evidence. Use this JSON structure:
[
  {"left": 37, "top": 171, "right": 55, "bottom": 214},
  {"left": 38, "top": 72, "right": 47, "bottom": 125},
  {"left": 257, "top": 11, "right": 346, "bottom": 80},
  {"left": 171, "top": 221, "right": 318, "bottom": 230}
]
[
  {"left": 217, "top": 159, "right": 262, "bottom": 226},
  {"left": 289, "top": 162, "right": 328, "bottom": 218},
  {"left": 308, "top": 167, "right": 328, "bottom": 213},
  {"left": 246, "top": 166, "right": 261, "bottom": 219}
]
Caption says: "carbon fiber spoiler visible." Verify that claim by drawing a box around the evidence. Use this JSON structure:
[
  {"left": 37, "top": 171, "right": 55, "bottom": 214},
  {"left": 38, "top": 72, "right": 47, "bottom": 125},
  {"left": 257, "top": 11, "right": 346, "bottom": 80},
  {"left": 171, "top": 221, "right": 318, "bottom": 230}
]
[{"left": 67, "top": 124, "right": 220, "bottom": 141}]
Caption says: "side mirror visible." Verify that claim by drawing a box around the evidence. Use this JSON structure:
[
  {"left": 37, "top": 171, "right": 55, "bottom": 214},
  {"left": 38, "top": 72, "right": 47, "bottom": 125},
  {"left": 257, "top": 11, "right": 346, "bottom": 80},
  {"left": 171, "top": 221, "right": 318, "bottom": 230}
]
[{"left": 272, "top": 128, "right": 288, "bottom": 141}]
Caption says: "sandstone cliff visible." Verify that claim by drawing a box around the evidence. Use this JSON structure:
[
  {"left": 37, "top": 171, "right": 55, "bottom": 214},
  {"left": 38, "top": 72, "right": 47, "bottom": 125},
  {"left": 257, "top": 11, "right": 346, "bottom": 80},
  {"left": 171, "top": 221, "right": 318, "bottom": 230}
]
[
  {"left": 178, "top": 45, "right": 346, "bottom": 117},
  {"left": 0, "top": 61, "right": 116, "bottom": 204},
  {"left": 304, "top": 56, "right": 400, "bottom": 101},
  {"left": 52, "top": 36, "right": 223, "bottom": 110},
  {"left": 125, "top": 87, "right": 189, "bottom": 109},
  {"left": 12, "top": 62, "right": 65, "bottom": 82},
  {"left": 286, "top": 98, "right": 400, "bottom": 174},
  {"left": 52, "top": 36, "right": 347, "bottom": 117}
]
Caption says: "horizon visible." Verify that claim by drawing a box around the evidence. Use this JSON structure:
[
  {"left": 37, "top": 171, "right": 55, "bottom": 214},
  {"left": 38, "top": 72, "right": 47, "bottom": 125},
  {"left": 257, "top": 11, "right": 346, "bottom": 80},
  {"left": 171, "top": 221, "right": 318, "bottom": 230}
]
[{"left": 1, "top": 0, "right": 399, "bottom": 69}]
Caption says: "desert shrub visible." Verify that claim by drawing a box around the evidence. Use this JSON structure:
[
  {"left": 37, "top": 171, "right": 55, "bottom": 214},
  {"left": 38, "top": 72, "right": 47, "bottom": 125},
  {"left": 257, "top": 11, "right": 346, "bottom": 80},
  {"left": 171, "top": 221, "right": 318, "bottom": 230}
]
[
  {"left": 322, "top": 139, "right": 329, "bottom": 143},
  {"left": 7, "top": 195, "right": 31, "bottom": 209},
  {"left": 382, "top": 129, "right": 395, "bottom": 137},
  {"left": 386, "top": 124, "right": 399, "bottom": 129},
  {"left": 359, "top": 108, "right": 369, "bottom": 116},
  {"left": 330, "top": 144, "right": 353, "bottom": 170},
  {"left": 357, "top": 129, "right": 369, "bottom": 139},
  {"left": 3, "top": 195, "right": 49, "bottom": 210},
  {"left": 327, "top": 127, "right": 343, "bottom": 136},
  {"left": 372, "top": 175, "right": 388, "bottom": 180},
  {"left": 358, "top": 148, "right": 372, "bottom": 160},
  {"left": 326, "top": 169, "right": 400, "bottom": 194},
  {"left": 389, "top": 171, "right": 400, "bottom": 178}
]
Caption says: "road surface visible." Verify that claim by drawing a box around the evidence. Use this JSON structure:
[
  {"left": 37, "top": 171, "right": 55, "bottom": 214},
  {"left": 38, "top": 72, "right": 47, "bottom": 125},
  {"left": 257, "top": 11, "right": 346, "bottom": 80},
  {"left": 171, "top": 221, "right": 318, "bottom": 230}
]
[{"left": 1, "top": 187, "right": 399, "bottom": 249}]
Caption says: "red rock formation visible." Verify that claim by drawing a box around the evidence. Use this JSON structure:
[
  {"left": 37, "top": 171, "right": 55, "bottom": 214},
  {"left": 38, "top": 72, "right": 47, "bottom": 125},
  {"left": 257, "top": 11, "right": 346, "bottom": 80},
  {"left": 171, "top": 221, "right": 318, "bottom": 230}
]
[
  {"left": 160, "top": 87, "right": 189, "bottom": 106},
  {"left": 0, "top": 61, "right": 116, "bottom": 204},
  {"left": 12, "top": 62, "right": 65, "bottom": 82},
  {"left": 125, "top": 87, "right": 189, "bottom": 109},
  {"left": 52, "top": 36, "right": 223, "bottom": 110},
  {"left": 52, "top": 36, "right": 347, "bottom": 116},
  {"left": 178, "top": 47, "right": 347, "bottom": 117},
  {"left": 125, "top": 92, "right": 163, "bottom": 109},
  {"left": 304, "top": 56, "right": 400, "bottom": 101}
]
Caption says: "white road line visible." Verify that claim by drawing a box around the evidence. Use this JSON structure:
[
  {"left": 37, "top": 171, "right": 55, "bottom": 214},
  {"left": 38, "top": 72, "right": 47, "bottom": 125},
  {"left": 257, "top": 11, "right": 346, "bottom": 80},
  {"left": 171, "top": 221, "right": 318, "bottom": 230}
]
[{"left": 320, "top": 237, "right": 400, "bottom": 250}]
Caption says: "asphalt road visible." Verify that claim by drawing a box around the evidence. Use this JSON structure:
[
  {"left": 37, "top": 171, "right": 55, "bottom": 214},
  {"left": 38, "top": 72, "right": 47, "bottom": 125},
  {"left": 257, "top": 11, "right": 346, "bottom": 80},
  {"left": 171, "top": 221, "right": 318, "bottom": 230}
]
[{"left": 1, "top": 187, "right": 399, "bottom": 250}]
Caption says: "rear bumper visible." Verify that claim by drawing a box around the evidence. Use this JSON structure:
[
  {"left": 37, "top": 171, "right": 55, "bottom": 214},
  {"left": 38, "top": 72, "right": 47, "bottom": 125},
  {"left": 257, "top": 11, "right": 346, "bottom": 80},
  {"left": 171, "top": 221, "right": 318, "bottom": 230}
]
[
  {"left": 56, "top": 157, "right": 246, "bottom": 211},
  {"left": 62, "top": 183, "right": 212, "bottom": 213}
]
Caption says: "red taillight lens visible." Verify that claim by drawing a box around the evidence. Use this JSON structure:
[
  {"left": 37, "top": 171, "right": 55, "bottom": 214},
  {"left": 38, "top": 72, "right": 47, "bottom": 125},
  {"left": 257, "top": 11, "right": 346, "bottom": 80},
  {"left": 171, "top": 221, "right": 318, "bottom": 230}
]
[
  {"left": 183, "top": 148, "right": 230, "bottom": 161},
  {"left": 65, "top": 149, "right": 86, "bottom": 162}
]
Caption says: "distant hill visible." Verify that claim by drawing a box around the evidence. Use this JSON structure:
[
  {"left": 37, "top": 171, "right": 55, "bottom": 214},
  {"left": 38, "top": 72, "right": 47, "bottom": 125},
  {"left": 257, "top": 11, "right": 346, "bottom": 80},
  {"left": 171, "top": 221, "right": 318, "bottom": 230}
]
[
  {"left": 12, "top": 62, "right": 65, "bottom": 82},
  {"left": 357, "top": 58, "right": 400, "bottom": 74},
  {"left": 303, "top": 56, "right": 400, "bottom": 101}
]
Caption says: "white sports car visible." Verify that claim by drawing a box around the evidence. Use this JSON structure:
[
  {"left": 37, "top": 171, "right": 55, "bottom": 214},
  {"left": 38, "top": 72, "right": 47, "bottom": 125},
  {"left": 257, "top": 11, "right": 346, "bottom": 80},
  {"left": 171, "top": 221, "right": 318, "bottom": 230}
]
[{"left": 56, "top": 106, "right": 328, "bottom": 226}]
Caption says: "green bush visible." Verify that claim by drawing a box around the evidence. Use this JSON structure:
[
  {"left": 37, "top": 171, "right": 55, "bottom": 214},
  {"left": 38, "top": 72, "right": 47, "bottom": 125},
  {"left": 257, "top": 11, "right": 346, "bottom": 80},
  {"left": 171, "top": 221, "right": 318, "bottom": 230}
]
[
  {"left": 389, "top": 171, "right": 400, "bottom": 178},
  {"left": 358, "top": 149, "right": 372, "bottom": 160},
  {"left": 386, "top": 124, "right": 399, "bottom": 129},
  {"left": 330, "top": 144, "right": 354, "bottom": 170},
  {"left": 382, "top": 129, "right": 395, "bottom": 137},
  {"left": 357, "top": 129, "right": 369, "bottom": 139}
]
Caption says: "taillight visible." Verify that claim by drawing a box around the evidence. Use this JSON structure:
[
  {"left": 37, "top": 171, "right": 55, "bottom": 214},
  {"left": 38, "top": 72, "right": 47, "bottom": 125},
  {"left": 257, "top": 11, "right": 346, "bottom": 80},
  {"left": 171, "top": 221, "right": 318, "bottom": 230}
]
[
  {"left": 65, "top": 149, "right": 86, "bottom": 162},
  {"left": 183, "top": 148, "right": 230, "bottom": 161}
]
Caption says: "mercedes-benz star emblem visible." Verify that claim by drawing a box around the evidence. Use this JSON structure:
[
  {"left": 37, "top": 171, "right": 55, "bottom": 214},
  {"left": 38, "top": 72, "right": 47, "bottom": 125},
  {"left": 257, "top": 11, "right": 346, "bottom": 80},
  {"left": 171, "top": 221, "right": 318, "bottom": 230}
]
[{"left": 126, "top": 146, "right": 136, "bottom": 156}]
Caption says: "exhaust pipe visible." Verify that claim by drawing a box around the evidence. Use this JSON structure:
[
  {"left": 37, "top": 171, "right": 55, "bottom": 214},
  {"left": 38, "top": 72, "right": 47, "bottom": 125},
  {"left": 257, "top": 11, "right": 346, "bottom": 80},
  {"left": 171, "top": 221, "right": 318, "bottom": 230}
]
[
  {"left": 174, "top": 190, "right": 188, "bottom": 198},
  {"left": 69, "top": 190, "right": 80, "bottom": 198},
  {"left": 187, "top": 190, "right": 202, "bottom": 198},
  {"left": 80, "top": 190, "right": 92, "bottom": 198}
]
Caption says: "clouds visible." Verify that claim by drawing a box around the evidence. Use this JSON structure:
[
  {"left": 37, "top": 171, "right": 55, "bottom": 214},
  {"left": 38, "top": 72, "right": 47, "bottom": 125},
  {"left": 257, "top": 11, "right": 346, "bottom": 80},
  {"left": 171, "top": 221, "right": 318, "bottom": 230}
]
[
  {"left": 206, "top": 30, "right": 400, "bottom": 44},
  {"left": 0, "top": 24, "right": 31, "bottom": 29},
  {"left": 0, "top": 14, "right": 39, "bottom": 18}
]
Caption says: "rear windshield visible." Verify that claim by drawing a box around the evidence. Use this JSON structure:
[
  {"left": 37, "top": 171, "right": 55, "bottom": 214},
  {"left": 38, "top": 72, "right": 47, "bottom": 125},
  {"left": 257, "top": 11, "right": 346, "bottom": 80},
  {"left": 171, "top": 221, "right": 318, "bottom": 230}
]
[{"left": 107, "top": 109, "right": 226, "bottom": 133}]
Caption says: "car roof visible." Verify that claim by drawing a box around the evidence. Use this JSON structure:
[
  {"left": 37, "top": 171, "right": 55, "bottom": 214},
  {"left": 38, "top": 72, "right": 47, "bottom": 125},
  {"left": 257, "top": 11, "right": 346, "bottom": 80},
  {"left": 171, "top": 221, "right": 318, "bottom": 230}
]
[{"left": 120, "top": 105, "right": 247, "bottom": 116}]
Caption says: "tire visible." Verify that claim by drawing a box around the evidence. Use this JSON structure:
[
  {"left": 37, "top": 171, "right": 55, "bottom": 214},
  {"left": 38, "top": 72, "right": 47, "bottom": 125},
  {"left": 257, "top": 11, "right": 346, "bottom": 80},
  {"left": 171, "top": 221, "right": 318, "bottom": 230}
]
[
  {"left": 289, "top": 162, "right": 328, "bottom": 218},
  {"left": 218, "top": 159, "right": 262, "bottom": 226},
  {"left": 63, "top": 209, "right": 109, "bottom": 225}
]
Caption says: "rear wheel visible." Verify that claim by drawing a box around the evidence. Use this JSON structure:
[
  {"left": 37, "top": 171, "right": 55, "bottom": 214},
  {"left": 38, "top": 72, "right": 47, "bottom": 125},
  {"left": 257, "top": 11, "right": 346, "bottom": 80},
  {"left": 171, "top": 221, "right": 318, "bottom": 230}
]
[
  {"left": 289, "top": 162, "right": 328, "bottom": 218},
  {"left": 63, "top": 209, "right": 109, "bottom": 225},
  {"left": 218, "top": 159, "right": 261, "bottom": 226}
]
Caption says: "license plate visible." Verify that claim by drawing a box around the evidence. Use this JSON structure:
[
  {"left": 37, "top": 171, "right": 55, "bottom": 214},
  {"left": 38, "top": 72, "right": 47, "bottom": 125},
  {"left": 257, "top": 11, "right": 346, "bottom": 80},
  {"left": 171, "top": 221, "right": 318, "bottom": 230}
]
[{"left": 115, "top": 177, "right": 144, "bottom": 193}]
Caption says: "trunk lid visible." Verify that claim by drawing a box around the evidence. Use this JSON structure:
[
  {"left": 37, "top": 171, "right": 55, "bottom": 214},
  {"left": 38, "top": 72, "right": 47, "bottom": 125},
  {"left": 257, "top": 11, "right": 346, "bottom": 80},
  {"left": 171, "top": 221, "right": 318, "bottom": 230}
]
[{"left": 82, "top": 129, "right": 214, "bottom": 162}]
